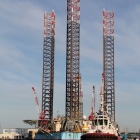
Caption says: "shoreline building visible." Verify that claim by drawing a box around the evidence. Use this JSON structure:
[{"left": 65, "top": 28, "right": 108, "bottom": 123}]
[{"left": 0, "top": 128, "right": 38, "bottom": 139}]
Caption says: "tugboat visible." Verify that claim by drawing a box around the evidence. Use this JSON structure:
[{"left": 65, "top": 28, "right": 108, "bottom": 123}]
[{"left": 81, "top": 74, "right": 121, "bottom": 140}]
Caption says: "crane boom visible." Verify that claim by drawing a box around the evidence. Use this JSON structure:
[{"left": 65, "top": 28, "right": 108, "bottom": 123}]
[{"left": 32, "top": 87, "right": 41, "bottom": 118}]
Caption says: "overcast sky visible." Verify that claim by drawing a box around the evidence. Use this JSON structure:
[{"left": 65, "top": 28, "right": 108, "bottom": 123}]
[{"left": 0, "top": 0, "right": 140, "bottom": 133}]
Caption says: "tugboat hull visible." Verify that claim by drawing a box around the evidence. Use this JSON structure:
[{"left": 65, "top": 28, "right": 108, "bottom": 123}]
[{"left": 81, "top": 133, "right": 118, "bottom": 140}]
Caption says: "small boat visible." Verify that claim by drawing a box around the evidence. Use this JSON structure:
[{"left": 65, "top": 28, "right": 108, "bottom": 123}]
[
  {"left": 81, "top": 111, "right": 120, "bottom": 140},
  {"left": 81, "top": 74, "right": 121, "bottom": 140}
]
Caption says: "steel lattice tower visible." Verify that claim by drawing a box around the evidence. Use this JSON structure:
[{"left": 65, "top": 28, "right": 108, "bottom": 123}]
[
  {"left": 103, "top": 9, "right": 115, "bottom": 122},
  {"left": 65, "top": 0, "right": 81, "bottom": 120},
  {"left": 42, "top": 10, "right": 55, "bottom": 120}
]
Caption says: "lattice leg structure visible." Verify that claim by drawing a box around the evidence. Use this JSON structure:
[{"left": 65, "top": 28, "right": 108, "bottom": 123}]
[
  {"left": 103, "top": 9, "right": 115, "bottom": 122},
  {"left": 65, "top": 0, "right": 81, "bottom": 120},
  {"left": 42, "top": 10, "right": 55, "bottom": 120},
  {"left": 79, "top": 74, "right": 83, "bottom": 121}
]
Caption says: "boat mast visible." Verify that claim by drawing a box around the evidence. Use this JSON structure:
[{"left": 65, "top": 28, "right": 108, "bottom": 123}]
[
  {"left": 99, "top": 73, "right": 104, "bottom": 114},
  {"left": 100, "top": 73, "right": 109, "bottom": 115}
]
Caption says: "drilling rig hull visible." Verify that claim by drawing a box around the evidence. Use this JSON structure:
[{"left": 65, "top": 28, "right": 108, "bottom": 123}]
[{"left": 35, "top": 132, "right": 83, "bottom": 139}]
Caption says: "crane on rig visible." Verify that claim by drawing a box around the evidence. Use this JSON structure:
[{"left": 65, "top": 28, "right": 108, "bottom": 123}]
[
  {"left": 32, "top": 87, "right": 45, "bottom": 120},
  {"left": 88, "top": 86, "right": 95, "bottom": 121}
]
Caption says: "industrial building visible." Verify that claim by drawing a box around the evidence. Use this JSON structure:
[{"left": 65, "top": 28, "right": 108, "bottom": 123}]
[{"left": 0, "top": 128, "right": 38, "bottom": 139}]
